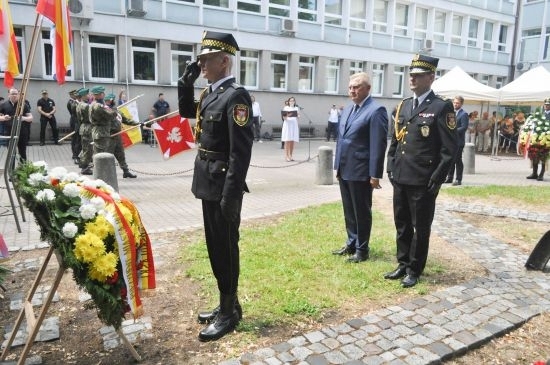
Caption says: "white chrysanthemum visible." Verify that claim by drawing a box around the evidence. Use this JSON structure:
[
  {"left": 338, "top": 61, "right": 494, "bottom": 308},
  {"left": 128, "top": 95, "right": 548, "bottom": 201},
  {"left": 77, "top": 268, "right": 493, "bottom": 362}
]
[
  {"left": 49, "top": 167, "right": 68, "bottom": 180},
  {"left": 62, "top": 183, "right": 81, "bottom": 198},
  {"left": 62, "top": 222, "right": 78, "bottom": 238},
  {"left": 90, "top": 196, "right": 106, "bottom": 211},
  {"left": 28, "top": 173, "right": 45, "bottom": 186},
  {"left": 36, "top": 189, "right": 55, "bottom": 202},
  {"left": 79, "top": 204, "right": 97, "bottom": 220},
  {"left": 82, "top": 179, "right": 97, "bottom": 188},
  {"left": 62, "top": 172, "right": 80, "bottom": 183},
  {"left": 110, "top": 192, "right": 121, "bottom": 201},
  {"left": 33, "top": 161, "right": 48, "bottom": 170}
]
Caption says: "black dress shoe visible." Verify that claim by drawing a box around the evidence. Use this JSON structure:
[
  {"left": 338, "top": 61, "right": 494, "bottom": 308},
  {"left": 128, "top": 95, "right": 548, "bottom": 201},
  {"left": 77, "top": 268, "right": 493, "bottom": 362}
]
[
  {"left": 401, "top": 274, "right": 419, "bottom": 288},
  {"left": 527, "top": 174, "right": 538, "bottom": 179},
  {"left": 332, "top": 246, "right": 355, "bottom": 256},
  {"left": 198, "top": 303, "right": 243, "bottom": 324},
  {"left": 347, "top": 250, "right": 369, "bottom": 263},
  {"left": 123, "top": 170, "right": 137, "bottom": 178},
  {"left": 198, "top": 311, "right": 239, "bottom": 342},
  {"left": 384, "top": 267, "right": 407, "bottom": 280}
]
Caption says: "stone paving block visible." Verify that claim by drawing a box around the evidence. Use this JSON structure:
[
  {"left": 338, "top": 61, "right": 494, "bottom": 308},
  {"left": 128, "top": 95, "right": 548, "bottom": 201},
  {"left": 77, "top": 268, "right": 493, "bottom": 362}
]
[
  {"left": 290, "top": 346, "right": 313, "bottom": 361},
  {"left": 411, "top": 347, "right": 439, "bottom": 363},
  {"left": 330, "top": 323, "right": 354, "bottom": 334},
  {"left": 379, "top": 351, "right": 396, "bottom": 362},
  {"left": 376, "top": 319, "right": 394, "bottom": 330},
  {"left": 376, "top": 337, "right": 395, "bottom": 351},
  {"left": 427, "top": 341, "right": 454, "bottom": 360},
  {"left": 361, "top": 355, "right": 385, "bottom": 365},
  {"left": 340, "top": 343, "right": 364, "bottom": 360},
  {"left": 323, "top": 350, "right": 348, "bottom": 364},
  {"left": 360, "top": 323, "right": 381, "bottom": 334},
  {"left": 346, "top": 318, "right": 366, "bottom": 329},
  {"left": 271, "top": 341, "right": 293, "bottom": 353},
  {"left": 320, "top": 337, "right": 340, "bottom": 350},
  {"left": 393, "top": 337, "right": 414, "bottom": 351},
  {"left": 0, "top": 355, "right": 42, "bottom": 365},
  {"left": 380, "top": 328, "right": 400, "bottom": 341},
  {"left": 362, "top": 313, "right": 382, "bottom": 323},
  {"left": 349, "top": 329, "right": 367, "bottom": 340},
  {"left": 304, "top": 330, "right": 325, "bottom": 343},
  {"left": 254, "top": 347, "right": 276, "bottom": 359},
  {"left": 2, "top": 317, "right": 59, "bottom": 348},
  {"left": 287, "top": 335, "right": 307, "bottom": 347},
  {"left": 264, "top": 357, "right": 283, "bottom": 365},
  {"left": 100, "top": 316, "right": 152, "bottom": 351},
  {"left": 303, "top": 354, "right": 328, "bottom": 365},
  {"left": 276, "top": 351, "right": 295, "bottom": 363},
  {"left": 307, "top": 342, "right": 330, "bottom": 354},
  {"left": 453, "top": 330, "right": 484, "bottom": 349},
  {"left": 335, "top": 334, "right": 355, "bottom": 345}
]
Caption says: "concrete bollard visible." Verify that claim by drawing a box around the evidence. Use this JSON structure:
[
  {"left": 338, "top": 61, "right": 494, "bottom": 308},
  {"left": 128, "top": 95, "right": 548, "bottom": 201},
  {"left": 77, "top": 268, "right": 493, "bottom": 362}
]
[
  {"left": 316, "top": 146, "right": 333, "bottom": 185},
  {"left": 463, "top": 143, "right": 475, "bottom": 175},
  {"left": 93, "top": 152, "right": 119, "bottom": 191}
]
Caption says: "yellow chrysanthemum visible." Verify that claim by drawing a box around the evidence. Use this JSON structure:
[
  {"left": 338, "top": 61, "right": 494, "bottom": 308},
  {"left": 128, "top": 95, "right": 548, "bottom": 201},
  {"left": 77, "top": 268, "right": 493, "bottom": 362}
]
[
  {"left": 73, "top": 232, "right": 106, "bottom": 263},
  {"left": 88, "top": 252, "right": 118, "bottom": 282},
  {"left": 85, "top": 215, "right": 114, "bottom": 240},
  {"left": 116, "top": 203, "right": 134, "bottom": 224}
]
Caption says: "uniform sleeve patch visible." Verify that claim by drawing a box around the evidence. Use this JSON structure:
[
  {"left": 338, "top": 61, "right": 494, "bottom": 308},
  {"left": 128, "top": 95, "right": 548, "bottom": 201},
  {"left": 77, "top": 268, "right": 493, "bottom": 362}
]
[
  {"left": 233, "top": 104, "right": 249, "bottom": 126},
  {"left": 446, "top": 113, "right": 456, "bottom": 130}
]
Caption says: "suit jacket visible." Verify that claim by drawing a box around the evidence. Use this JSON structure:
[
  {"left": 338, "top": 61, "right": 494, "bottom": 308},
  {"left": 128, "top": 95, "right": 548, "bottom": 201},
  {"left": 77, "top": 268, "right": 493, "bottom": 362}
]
[
  {"left": 178, "top": 78, "right": 254, "bottom": 201},
  {"left": 387, "top": 91, "right": 458, "bottom": 186},
  {"left": 455, "top": 108, "right": 469, "bottom": 147},
  {"left": 334, "top": 96, "right": 388, "bottom": 181}
]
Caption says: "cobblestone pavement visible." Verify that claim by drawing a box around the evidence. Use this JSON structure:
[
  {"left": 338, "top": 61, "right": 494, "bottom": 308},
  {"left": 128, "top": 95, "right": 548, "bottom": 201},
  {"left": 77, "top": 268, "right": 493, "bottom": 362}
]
[{"left": 0, "top": 141, "right": 548, "bottom": 364}]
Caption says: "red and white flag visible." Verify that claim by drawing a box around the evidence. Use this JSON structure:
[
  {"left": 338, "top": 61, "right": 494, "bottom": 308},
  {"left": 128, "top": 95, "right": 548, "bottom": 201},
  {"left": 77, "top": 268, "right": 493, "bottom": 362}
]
[
  {"left": 153, "top": 115, "right": 195, "bottom": 159},
  {"left": 0, "top": 0, "right": 20, "bottom": 88}
]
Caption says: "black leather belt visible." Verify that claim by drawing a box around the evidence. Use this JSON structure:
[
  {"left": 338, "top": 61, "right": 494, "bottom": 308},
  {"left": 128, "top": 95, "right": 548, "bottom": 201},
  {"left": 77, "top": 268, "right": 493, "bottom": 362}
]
[{"left": 199, "top": 149, "right": 228, "bottom": 162}]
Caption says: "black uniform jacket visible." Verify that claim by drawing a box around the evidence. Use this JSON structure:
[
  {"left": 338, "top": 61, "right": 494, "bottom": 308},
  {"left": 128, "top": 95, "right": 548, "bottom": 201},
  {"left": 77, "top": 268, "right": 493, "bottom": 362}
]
[
  {"left": 179, "top": 78, "right": 253, "bottom": 201},
  {"left": 387, "top": 91, "right": 458, "bottom": 186}
]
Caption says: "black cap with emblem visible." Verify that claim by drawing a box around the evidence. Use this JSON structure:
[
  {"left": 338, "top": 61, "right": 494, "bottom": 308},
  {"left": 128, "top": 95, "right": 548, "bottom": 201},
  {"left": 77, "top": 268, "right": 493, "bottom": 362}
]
[
  {"left": 409, "top": 54, "right": 439, "bottom": 74},
  {"left": 199, "top": 31, "right": 240, "bottom": 56}
]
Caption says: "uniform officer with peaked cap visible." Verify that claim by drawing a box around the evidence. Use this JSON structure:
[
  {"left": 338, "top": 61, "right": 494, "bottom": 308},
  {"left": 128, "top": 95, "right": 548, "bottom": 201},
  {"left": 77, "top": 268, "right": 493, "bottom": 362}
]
[
  {"left": 385, "top": 54, "right": 458, "bottom": 288},
  {"left": 178, "top": 31, "right": 253, "bottom": 341}
]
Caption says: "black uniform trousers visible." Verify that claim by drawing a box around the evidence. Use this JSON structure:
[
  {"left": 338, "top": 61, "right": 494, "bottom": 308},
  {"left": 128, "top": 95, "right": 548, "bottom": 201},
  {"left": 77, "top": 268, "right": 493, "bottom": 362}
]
[
  {"left": 339, "top": 179, "right": 373, "bottom": 253},
  {"left": 392, "top": 182, "right": 437, "bottom": 277},
  {"left": 202, "top": 199, "right": 242, "bottom": 295},
  {"left": 39, "top": 116, "right": 58, "bottom": 143}
]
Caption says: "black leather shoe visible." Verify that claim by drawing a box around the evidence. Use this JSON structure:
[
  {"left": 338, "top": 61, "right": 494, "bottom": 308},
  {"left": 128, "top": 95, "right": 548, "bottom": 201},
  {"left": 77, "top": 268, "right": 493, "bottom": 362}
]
[
  {"left": 198, "top": 311, "right": 239, "bottom": 342},
  {"left": 123, "top": 170, "right": 137, "bottom": 178},
  {"left": 401, "top": 274, "right": 419, "bottom": 288},
  {"left": 198, "top": 303, "right": 243, "bottom": 324},
  {"left": 526, "top": 174, "right": 538, "bottom": 179},
  {"left": 332, "top": 246, "right": 355, "bottom": 256},
  {"left": 452, "top": 180, "right": 461, "bottom": 186},
  {"left": 347, "top": 250, "right": 369, "bottom": 263},
  {"left": 444, "top": 178, "right": 452, "bottom": 183},
  {"left": 384, "top": 267, "right": 407, "bottom": 280},
  {"left": 81, "top": 168, "right": 93, "bottom": 175},
  {"left": 537, "top": 175, "right": 544, "bottom": 181}
]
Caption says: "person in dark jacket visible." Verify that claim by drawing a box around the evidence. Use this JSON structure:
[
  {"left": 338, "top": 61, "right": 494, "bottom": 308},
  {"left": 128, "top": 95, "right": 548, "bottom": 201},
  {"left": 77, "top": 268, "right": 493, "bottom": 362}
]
[
  {"left": 178, "top": 31, "right": 253, "bottom": 342},
  {"left": 445, "top": 95, "right": 469, "bottom": 185},
  {"left": 385, "top": 54, "right": 458, "bottom": 288}
]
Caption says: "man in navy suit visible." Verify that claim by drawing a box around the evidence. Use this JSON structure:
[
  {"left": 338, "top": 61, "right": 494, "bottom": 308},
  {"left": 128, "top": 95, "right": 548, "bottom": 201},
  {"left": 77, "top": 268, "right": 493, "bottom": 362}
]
[
  {"left": 385, "top": 54, "right": 457, "bottom": 288},
  {"left": 445, "top": 95, "right": 469, "bottom": 185},
  {"left": 331, "top": 72, "right": 388, "bottom": 263}
]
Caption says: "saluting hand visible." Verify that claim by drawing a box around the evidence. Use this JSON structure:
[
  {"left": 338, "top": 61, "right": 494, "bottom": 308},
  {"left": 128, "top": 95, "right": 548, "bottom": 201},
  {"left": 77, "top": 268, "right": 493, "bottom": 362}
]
[{"left": 180, "top": 61, "right": 201, "bottom": 86}]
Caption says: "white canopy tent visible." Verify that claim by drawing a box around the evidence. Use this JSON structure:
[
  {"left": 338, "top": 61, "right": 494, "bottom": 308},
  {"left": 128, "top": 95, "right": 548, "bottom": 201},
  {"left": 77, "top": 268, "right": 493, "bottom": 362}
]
[
  {"left": 494, "top": 65, "right": 550, "bottom": 104},
  {"left": 432, "top": 66, "right": 499, "bottom": 102}
]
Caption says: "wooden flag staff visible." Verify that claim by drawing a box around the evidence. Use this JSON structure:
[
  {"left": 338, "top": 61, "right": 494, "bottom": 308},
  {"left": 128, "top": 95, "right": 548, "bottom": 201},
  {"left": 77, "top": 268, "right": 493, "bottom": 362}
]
[{"left": 109, "top": 110, "right": 180, "bottom": 137}]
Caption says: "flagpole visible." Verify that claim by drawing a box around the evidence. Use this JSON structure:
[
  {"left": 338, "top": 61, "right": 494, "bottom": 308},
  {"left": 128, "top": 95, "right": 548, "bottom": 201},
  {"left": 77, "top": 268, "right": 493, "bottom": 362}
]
[
  {"left": 109, "top": 111, "right": 180, "bottom": 137},
  {"left": 117, "top": 94, "right": 143, "bottom": 109}
]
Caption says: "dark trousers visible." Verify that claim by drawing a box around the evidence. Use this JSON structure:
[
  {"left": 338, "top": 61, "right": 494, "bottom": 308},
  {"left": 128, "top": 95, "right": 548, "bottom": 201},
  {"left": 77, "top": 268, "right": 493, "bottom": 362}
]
[
  {"left": 40, "top": 116, "right": 59, "bottom": 143},
  {"left": 447, "top": 145, "right": 464, "bottom": 182},
  {"left": 339, "top": 179, "right": 373, "bottom": 252},
  {"left": 326, "top": 122, "right": 338, "bottom": 141},
  {"left": 252, "top": 116, "right": 261, "bottom": 141},
  {"left": 18, "top": 122, "right": 30, "bottom": 161},
  {"left": 392, "top": 183, "right": 437, "bottom": 277},
  {"left": 202, "top": 199, "right": 242, "bottom": 295},
  {"left": 70, "top": 119, "right": 81, "bottom": 159}
]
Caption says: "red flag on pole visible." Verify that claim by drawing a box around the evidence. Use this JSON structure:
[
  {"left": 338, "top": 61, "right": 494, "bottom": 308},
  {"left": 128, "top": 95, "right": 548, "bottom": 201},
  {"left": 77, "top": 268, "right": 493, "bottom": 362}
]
[
  {"left": 0, "top": 0, "right": 20, "bottom": 88},
  {"left": 36, "top": 0, "right": 73, "bottom": 84},
  {"left": 152, "top": 115, "right": 195, "bottom": 159}
]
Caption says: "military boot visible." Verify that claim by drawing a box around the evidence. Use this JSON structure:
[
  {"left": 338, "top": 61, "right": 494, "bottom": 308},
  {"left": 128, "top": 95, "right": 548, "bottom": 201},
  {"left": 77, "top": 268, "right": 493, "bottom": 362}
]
[
  {"left": 123, "top": 169, "right": 137, "bottom": 178},
  {"left": 198, "top": 293, "right": 240, "bottom": 342},
  {"left": 537, "top": 163, "right": 545, "bottom": 181},
  {"left": 197, "top": 298, "right": 242, "bottom": 324},
  {"left": 527, "top": 159, "right": 538, "bottom": 179}
]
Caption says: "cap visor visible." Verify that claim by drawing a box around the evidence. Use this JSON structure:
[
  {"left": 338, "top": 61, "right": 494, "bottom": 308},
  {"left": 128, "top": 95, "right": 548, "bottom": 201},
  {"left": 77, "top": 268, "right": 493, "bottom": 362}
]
[
  {"left": 409, "top": 68, "right": 433, "bottom": 74},
  {"left": 199, "top": 48, "right": 223, "bottom": 56}
]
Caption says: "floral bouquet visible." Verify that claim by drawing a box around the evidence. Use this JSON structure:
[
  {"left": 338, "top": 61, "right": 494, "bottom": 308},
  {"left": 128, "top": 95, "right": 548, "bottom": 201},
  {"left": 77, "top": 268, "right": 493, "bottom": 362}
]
[
  {"left": 519, "top": 108, "right": 550, "bottom": 161},
  {"left": 13, "top": 161, "right": 155, "bottom": 329}
]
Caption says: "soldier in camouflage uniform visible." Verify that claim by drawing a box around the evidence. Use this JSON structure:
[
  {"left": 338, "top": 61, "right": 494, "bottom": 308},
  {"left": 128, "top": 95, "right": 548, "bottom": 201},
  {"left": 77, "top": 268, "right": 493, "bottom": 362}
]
[
  {"left": 76, "top": 88, "right": 93, "bottom": 175},
  {"left": 67, "top": 90, "right": 81, "bottom": 165},
  {"left": 104, "top": 93, "right": 137, "bottom": 178}
]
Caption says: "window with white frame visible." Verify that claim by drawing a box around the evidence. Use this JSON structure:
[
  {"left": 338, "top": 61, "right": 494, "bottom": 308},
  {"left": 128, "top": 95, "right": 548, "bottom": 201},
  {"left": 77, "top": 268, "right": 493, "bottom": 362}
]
[
  {"left": 89, "top": 35, "right": 116, "bottom": 80},
  {"left": 451, "top": 15, "right": 463, "bottom": 45},
  {"left": 349, "top": 61, "right": 364, "bottom": 76},
  {"left": 240, "top": 50, "right": 259, "bottom": 89},
  {"left": 270, "top": 53, "right": 287, "bottom": 90},
  {"left": 468, "top": 18, "right": 479, "bottom": 47},
  {"left": 481, "top": 74, "right": 489, "bottom": 85},
  {"left": 484, "top": 21, "right": 494, "bottom": 50},
  {"left": 41, "top": 30, "right": 53, "bottom": 78},
  {"left": 434, "top": 11, "right": 446, "bottom": 42},
  {"left": 495, "top": 76, "right": 505, "bottom": 89},
  {"left": 204, "top": 0, "right": 229, "bottom": 7},
  {"left": 394, "top": 3, "right": 409, "bottom": 36},
  {"left": 414, "top": 7, "right": 428, "bottom": 39},
  {"left": 269, "top": 0, "right": 290, "bottom": 17},
  {"left": 349, "top": 0, "right": 366, "bottom": 29},
  {"left": 238, "top": 0, "right": 261, "bottom": 12},
  {"left": 325, "top": 0, "right": 342, "bottom": 25},
  {"left": 392, "top": 66, "right": 404, "bottom": 97},
  {"left": 372, "top": 63, "right": 384, "bottom": 96},
  {"left": 170, "top": 43, "right": 193, "bottom": 85},
  {"left": 325, "top": 59, "right": 340, "bottom": 93},
  {"left": 132, "top": 39, "right": 157, "bottom": 83},
  {"left": 521, "top": 28, "right": 541, "bottom": 62},
  {"left": 298, "top": 0, "right": 317, "bottom": 21},
  {"left": 499, "top": 25, "right": 508, "bottom": 52},
  {"left": 373, "top": 0, "right": 388, "bottom": 33},
  {"left": 298, "top": 56, "right": 315, "bottom": 91},
  {"left": 0, "top": 27, "right": 24, "bottom": 79}
]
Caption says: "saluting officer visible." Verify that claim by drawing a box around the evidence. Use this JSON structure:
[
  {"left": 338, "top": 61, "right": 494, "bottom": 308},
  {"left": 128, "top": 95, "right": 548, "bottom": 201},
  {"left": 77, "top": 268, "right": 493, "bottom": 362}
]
[
  {"left": 178, "top": 31, "right": 253, "bottom": 342},
  {"left": 385, "top": 54, "right": 458, "bottom": 288}
]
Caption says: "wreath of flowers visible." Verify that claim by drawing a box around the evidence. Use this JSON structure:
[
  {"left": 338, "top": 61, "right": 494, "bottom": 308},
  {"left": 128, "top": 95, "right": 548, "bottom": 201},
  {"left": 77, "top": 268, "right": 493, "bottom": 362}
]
[
  {"left": 519, "top": 108, "right": 550, "bottom": 161},
  {"left": 13, "top": 161, "right": 155, "bottom": 329}
]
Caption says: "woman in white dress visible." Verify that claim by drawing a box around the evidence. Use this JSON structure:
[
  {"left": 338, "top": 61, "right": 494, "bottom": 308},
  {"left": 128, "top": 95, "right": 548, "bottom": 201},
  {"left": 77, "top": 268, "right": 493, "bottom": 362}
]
[{"left": 282, "top": 97, "right": 300, "bottom": 161}]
